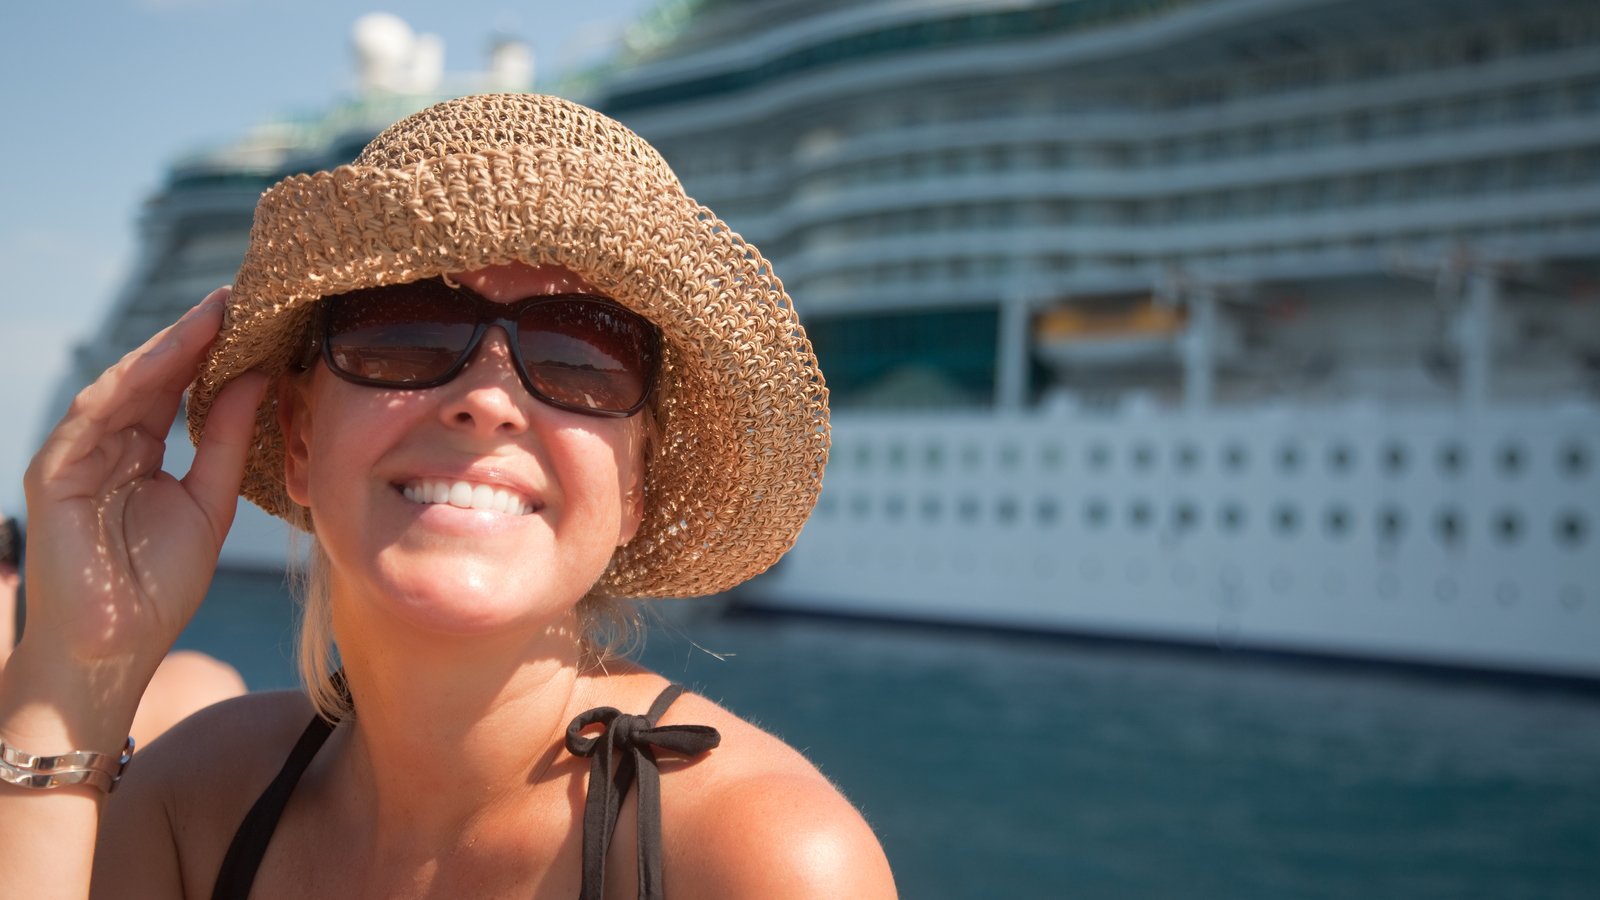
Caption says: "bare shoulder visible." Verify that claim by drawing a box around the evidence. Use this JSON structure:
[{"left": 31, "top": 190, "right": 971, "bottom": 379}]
[
  {"left": 95, "top": 689, "right": 317, "bottom": 898},
  {"left": 656, "top": 686, "right": 899, "bottom": 899}
]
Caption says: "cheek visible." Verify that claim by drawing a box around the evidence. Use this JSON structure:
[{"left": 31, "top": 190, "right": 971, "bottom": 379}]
[
  {"left": 289, "top": 377, "right": 421, "bottom": 508},
  {"left": 555, "top": 420, "right": 646, "bottom": 546}
]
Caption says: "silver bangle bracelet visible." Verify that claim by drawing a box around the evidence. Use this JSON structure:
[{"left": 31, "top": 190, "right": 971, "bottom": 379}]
[{"left": 0, "top": 736, "right": 134, "bottom": 794}]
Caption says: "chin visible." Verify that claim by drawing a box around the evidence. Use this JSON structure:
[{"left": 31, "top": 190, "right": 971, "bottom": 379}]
[{"left": 353, "top": 561, "right": 577, "bottom": 639}]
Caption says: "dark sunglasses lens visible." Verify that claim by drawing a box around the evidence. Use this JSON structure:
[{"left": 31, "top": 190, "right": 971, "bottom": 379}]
[
  {"left": 325, "top": 289, "right": 475, "bottom": 385},
  {"left": 518, "top": 302, "right": 656, "bottom": 412}
]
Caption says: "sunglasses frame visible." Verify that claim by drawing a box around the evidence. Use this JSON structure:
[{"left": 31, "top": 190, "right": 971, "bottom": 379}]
[{"left": 300, "top": 278, "right": 661, "bottom": 419}]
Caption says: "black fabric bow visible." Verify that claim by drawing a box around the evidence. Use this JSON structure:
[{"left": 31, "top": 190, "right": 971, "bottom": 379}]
[{"left": 565, "top": 684, "right": 721, "bottom": 900}]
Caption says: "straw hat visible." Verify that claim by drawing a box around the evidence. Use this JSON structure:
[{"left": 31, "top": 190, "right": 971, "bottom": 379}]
[{"left": 187, "top": 93, "right": 829, "bottom": 599}]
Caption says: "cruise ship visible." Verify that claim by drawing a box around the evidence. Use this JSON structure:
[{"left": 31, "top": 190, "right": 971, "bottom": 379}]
[
  {"left": 59, "top": 1, "right": 1599, "bottom": 678},
  {"left": 597, "top": 0, "right": 1600, "bottom": 678}
]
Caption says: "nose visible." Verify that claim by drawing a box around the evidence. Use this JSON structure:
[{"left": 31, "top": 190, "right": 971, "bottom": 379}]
[{"left": 437, "top": 326, "right": 532, "bottom": 436}]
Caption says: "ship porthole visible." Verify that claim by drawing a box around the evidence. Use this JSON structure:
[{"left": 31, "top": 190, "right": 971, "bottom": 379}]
[
  {"left": 1382, "top": 442, "right": 1408, "bottom": 475},
  {"left": 1555, "top": 511, "right": 1587, "bottom": 547},
  {"left": 1437, "top": 442, "right": 1466, "bottom": 476},
  {"left": 1277, "top": 444, "right": 1301, "bottom": 472},
  {"left": 1497, "top": 443, "right": 1525, "bottom": 476},
  {"left": 1434, "top": 509, "right": 1465, "bottom": 547},
  {"left": 1560, "top": 442, "right": 1589, "bottom": 478},
  {"left": 1274, "top": 504, "right": 1299, "bottom": 535},
  {"left": 1378, "top": 506, "right": 1406, "bottom": 542},
  {"left": 1493, "top": 509, "right": 1523, "bottom": 544}
]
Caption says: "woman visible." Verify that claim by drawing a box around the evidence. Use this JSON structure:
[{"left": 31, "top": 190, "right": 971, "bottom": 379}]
[{"left": 0, "top": 94, "right": 896, "bottom": 898}]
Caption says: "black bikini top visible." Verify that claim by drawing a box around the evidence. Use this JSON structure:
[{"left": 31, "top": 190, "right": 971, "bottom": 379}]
[{"left": 210, "top": 683, "right": 720, "bottom": 900}]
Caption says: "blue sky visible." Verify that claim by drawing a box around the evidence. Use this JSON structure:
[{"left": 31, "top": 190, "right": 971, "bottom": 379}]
[{"left": 0, "top": 0, "right": 659, "bottom": 515}]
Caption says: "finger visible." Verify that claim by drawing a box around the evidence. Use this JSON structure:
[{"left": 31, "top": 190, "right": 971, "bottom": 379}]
[
  {"left": 183, "top": 369, "right": 269, "bottom": 543},
  {"left": 31, "top": 288, "right": 229, "bottom": 487}
]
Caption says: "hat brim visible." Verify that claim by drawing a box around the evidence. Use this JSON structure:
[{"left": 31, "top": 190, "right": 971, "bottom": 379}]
[{"left": 188, "top": 141, "right": 828, "bottom": 599}]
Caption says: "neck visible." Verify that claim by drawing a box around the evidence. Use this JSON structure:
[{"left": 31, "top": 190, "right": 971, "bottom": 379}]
[{"left": 324, "top": 590, "right": 593, "bottom": 839}]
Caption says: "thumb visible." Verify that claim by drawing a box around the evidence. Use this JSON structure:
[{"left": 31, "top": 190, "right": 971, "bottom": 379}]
[{"left": 183, "top": 371, "right": 270, "bottom": 543}]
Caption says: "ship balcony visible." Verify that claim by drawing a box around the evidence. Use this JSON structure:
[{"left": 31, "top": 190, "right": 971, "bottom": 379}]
[
  {"left": 774, "top": 180, "right": 1600, "bottom": 294},
  {"left": 616, "top": 5, "right": 1600, "bottom": 144},
  {"left": 743, "top": 117, "right": 1600, "bottom": 229}
]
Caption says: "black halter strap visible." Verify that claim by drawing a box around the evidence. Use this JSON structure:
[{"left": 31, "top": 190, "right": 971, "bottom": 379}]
[
  {"left": 211, "top": 682, "right": 718, "bottom": 900},
  {"left": 564, "top": 684, "right": 722, "bottom": 900},
  {"left": 211, "top": 712, "right": 336, "bottom": 900}
]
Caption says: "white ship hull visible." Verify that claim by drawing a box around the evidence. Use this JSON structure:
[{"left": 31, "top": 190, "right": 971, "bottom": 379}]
[{"left": 752, "top": 405, "right": 1600, "bottom": 678}]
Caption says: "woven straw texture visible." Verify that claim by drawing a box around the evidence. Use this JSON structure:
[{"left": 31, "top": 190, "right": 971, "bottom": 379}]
[{"left": 187, "top": 93, "right": 829, "bottom": 599}]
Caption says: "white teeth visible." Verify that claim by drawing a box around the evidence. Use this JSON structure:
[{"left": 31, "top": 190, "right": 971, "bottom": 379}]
[{"left": 401, "top": 479, "right": 533, "bottom": 515}]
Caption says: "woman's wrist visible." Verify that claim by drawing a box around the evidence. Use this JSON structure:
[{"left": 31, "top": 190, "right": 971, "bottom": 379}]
[{"left": 0, "top": 642, "right": 145, "bottom": 760}]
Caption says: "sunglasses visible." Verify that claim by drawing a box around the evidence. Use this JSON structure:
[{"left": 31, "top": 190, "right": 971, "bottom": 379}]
[{"left": 303, "top": 277, "right": 661, "bottom": 417}]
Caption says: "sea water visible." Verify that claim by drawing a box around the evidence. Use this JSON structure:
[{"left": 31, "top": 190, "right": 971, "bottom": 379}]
[{"left": 176, "top": 570, "right": 1600, "bottom": 899}]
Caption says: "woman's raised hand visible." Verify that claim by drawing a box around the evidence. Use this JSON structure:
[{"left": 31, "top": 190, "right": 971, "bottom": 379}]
[{"left": 14, "top": 288, "right": 266, "bottom": 702}]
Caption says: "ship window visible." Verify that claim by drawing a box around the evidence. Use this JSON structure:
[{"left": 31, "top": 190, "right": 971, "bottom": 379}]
[
  {"left": 805, "top": 306, "right": 999, "bottom": 409},
  {"left": 1173, "top": 502, "right": 1197, "bottom": 531},
  {"left": 1556, "top": 511, "right": 1587, "bottom": 547},
  {"left": 1274, "top": 504, "right": 1300, "bottom": 535},
  {"left": 1039, "top": 444, "right": 1064, "bottom": 470},
  {"left": 1575, "top": 79, "right": 1600, "bottom": 113},
  {"left": 884, "top": 495, "right": 906, "bottom": 521},
  {"left": 957, "top": 496, "right": 981, "bottom": 524},
  {"left": 961, "top": 444, "right": 982, "bottom": 469},
  {"left": 887, "top": 442, "right": 908, "bottom": 470},
  {"left": 1497, "top": 443, "right": 1525, "bottom": 476},
  {"left": 1176, "top": 443, "right": 1200, "bottom": 471},
  {"left": 1035, "top": 497, "right": 1059, "bottom": 524},
  {"left": 1494, "top": 509, "right": 1522, "bottom": 544},
  {"left": 1378, "top": 506, "right": 1405, "bottom": 541},
  {"left": 1085, "top": 499, "right": 1109, "bottom": 528},
  {"left": 1088, "top": 443, "right": 1111, "bottom": 471},
  {"left": 1131, "top": 444, "right": 1155, "bottom": 471},
  {"left": 923, "top": 442, "right": 944, "bottom": 470},
  {"left": 1126, "top": 496, "right": 1152, "bottom": 525},
  {"left": 1223, "top": 443, "right": 1248, "bottom": 472},
  {"left": 1220, "top": 503, "right": 1245, "bottom": 532},
  {"left": 999, "top": 444, "right": 1020, "bottom": 469},
  {"left": 1347, "top": 111, "right": 1372, "bottom": 142},
  {"left": 920, "top": 495, "right": 944, "bottom": 521},
  {"left": 1561, "top": 442, "right": 1589, "bottom": 478},
  {"left": 996, "top": 497, "right": 1019, "bottom": 525},
  {"left": 1325, "top": 506, "right": 1351, "bottom": 538},
  {"left": 1435, "top": 509, "right": 1464, "bottom": 546},
  {"left": 817, "top": 495, "right": 837, "bottom": 518},
  {"left": 1382, "top": 443, "right": 1408, "bottom": 475},
  {"left": 850, "top": 495, "right": 871, "bottom": 519},
  {"left": 854, "top": 443, "right": 873, "bottom": 469},
  {"left": 1438, "top": 443, "right": 1466, "bottom": 476},
  {"left": 1328, "top": 444, "right": 1354, "bottom": 474},
  {"left": 1278, "top": 444, "right": 1301, "bottom": 472}
]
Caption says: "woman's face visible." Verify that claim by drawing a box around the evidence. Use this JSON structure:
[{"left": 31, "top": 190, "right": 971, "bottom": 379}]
[{"left": 280, "top": 263, "right": 646, "bottom": 638}]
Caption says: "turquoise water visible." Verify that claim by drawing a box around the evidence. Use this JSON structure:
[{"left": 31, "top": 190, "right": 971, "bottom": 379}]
[{"left": 180, "top": 570, "right": 1600, "bottom": 899}]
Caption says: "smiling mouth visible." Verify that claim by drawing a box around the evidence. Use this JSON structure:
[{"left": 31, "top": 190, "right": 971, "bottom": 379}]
[{"left": 399, "top": 479, "right": 538, "bottom": 516}]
